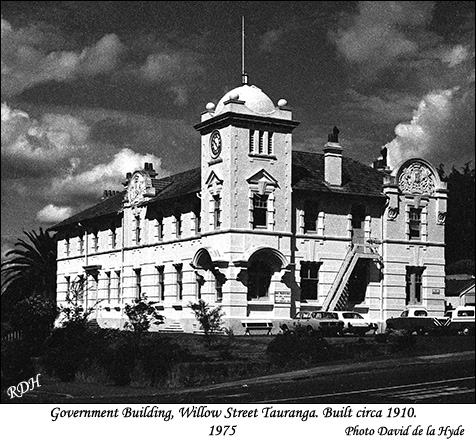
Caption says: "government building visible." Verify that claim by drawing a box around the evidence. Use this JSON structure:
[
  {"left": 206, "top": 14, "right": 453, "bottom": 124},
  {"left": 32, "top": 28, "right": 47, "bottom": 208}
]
[{"left": 50, "top": 80, "right": 448, "bottom": 334}]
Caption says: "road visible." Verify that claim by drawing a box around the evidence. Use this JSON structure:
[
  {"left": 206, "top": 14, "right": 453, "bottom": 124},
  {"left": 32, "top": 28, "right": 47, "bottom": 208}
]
[{"left": 73, "top": 350, "right": 474, "bottom": 404}]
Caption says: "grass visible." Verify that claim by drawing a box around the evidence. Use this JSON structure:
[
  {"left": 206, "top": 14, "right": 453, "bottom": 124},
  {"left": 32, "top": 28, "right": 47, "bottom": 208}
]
[{"left": 2, "top": 333, "right": 474, "bottom": 404}]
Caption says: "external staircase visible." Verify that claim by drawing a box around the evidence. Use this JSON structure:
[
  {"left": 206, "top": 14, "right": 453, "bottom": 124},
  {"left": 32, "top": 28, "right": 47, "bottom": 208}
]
[
  {"left": 321, "top": 241, "right": 382, "bottom": 311},
  {"left": 158, "top": 320, "right": 185, "bottom": 333}
]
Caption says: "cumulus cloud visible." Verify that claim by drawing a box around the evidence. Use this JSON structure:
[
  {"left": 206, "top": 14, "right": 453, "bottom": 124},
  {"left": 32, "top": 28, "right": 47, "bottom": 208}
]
[
  {"left": 138, "top": 50, "right": 203, "bottom": 105},
  {"left": 1, "top": 17, "right": 124, "bottom": 98},
  {"left": 1, "top": 102, "right": 90, "bottom": 175},
  {"left": 36, "top": 204, "right": 73, "bottom": 224},
  {"left": 330, "top": 1, "right": 435, "bottom": 76},
  {"left": 440, "top": 45, "right": 471, "bottom": 68},
  {"left": 47, "top": 148, "right": 167, "bottom": 205},
  {"left": 385, "top": 85, "right": 475, "bottom": 169}
]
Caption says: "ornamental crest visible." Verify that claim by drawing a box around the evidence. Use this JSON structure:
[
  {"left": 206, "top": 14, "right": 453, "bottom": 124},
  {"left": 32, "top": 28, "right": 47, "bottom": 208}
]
[{"left": 398, "top": 162, "right": 435, "bottom": 195}]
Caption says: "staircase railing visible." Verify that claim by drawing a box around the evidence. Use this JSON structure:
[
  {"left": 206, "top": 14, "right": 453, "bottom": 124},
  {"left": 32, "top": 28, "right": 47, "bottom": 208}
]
[{"left": 321, "top": 244, "right": 358, "bottom": 311}]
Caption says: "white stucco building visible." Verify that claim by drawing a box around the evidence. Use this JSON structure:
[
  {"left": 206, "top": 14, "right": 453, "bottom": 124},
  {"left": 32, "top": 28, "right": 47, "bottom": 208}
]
[{"left": 51, "top": 81, "right": 448, "bottom": 334}]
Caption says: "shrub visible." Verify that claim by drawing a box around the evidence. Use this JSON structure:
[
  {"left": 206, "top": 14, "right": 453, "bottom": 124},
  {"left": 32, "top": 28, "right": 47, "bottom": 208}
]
[
  {"left": 136, "top": 334, "right": 188, "bottom": 386},
  {"left": 100, "top": 331, "right": 138, "bottom": 386},
  {"left": 9, "top": 295, "right": 57, "bottom": 356},
  {"left": 124, "top": 296, "right": 164, "bottom": 335},
  {"left": 386, "top": 329, "right": 416, "bottom": 352},
  {"left": 1, "top": 340, "right": 35, "bottom": 389},
  {"left": 266, "top": 328, "right": 332, "bottom": 366},
  {"left": 188, "top": 300, "right": 225, "bottom": 345},
  {"left": 42, "top": 323, "right": 92, "bottom": 381}
]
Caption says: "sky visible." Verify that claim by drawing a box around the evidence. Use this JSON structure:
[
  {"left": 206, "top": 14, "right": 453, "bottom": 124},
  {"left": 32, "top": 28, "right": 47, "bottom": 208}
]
[{"left": 1, "top": 1, "right": 475, "bottom": 258}]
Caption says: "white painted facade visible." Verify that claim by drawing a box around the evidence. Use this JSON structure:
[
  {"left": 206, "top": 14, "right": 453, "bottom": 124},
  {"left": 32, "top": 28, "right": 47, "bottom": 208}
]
[{"left": 53, "top": 83, "right": 447, "bottom": 334}]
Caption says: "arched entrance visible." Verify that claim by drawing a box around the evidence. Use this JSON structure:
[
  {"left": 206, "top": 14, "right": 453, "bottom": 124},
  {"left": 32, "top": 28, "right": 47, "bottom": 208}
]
[
  {"left": 236, "top": 247, "right": 289, "bottom": 301},
  {"left": 191, "top": 248, "right": 227, "bottom": 302}
]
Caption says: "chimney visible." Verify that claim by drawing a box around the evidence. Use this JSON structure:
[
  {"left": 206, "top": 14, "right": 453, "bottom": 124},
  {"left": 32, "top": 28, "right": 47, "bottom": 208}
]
[
  {"left": 144, "top": 162, "right": 157, "bottom": 178},
  {"left": 324, "top": 126, "right": 343, "bottom": 186}
]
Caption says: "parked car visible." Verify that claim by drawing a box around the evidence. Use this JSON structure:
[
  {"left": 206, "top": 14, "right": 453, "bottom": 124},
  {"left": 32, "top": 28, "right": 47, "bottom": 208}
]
[
  {"left": 330, "top": 311, "right": 378, "bottom": 336},
  {"left": 385, "top": 307, "right": 447, "bottom": 335},
  {"left": 279, "top": 310, "right": 344, "bottom": 336},
  {"left": 444, "top": 306, "right": 475, "bottom": 336}
]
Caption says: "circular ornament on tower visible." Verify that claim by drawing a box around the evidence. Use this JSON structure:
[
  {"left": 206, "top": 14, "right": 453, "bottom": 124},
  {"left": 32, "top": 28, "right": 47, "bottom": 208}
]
[{"left": 210, "top": 130, "right": 222, "bottom": 158}]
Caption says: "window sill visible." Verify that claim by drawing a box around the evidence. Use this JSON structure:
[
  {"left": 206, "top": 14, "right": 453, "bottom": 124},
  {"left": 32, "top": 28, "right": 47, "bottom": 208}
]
[
  {"left": 247, "top": 299, "right": 273, "bottom": 305},
  {"left": 172, "top": 303, "right": 183, "bottom": 309},
  {"left": 249, "top": 154, "right": 277, "bottom": 160}
]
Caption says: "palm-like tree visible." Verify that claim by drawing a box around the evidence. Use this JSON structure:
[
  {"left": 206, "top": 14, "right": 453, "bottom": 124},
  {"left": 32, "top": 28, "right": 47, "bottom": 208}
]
[{"left": 1, "top": 228, "right": 57, "bottom": 311}]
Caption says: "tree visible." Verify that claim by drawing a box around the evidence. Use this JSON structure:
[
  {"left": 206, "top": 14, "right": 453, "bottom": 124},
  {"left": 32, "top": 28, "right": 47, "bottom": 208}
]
[
  {"left": 441, "top": 164, "right": 475, "bottom": 267},
  {"left": 188, "top": 300, "right": 225, "bottom": 344},
  {"left": 1, "top": 228, "right": 57, "bottom": 314},
  {"left": 124, "top": 295, "right": 164, "bottom": 335}
]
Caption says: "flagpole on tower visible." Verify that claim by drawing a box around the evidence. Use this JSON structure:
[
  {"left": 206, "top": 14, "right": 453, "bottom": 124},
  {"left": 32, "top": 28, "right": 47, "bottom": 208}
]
[{"left": 241, "top": 16, "right": 248, "bottom": 85}]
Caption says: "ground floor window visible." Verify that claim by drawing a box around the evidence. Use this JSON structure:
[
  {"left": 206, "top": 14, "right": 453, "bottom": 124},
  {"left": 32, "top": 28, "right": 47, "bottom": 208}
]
[
  {"left": 247, "top": 260, "right": 272, "bottom": 300},
  {"left": 406, "top": 266, "right": 425, "bottom": 304},
  {"left": 300, "top": 261, "right": 321, "bottom": 300}
]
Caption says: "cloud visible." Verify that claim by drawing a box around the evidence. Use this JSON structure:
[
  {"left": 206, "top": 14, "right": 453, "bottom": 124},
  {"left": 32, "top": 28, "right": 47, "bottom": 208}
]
[
  {"left": 343, "top": 89, "right": 419, "bottom": 124},
  {"left": 440, "top": 45, "right": 471, "bottom": 68},
  {"left": 36, "top": 204, "right": 74, "bottom": 224},
  {"left": 138, "top": 50, "right": 203, "bottom": 104},
  {"left": 1, "top": 17, "right": 124, "bottom": 98},
  {"left": 385, "top": 85, "right": 475, "bottom": 169},
  {"left": 259, "top": 29, "right": 285, "bottom": 53},
  {"left": 47, "top": 148, "right": 167, "bottom": 206},
  {"left": 330, "top": 1, "right": 435, "bottom": 76},
  {"left": 1, "top": 102, "right": 90, "bottom": 176}
]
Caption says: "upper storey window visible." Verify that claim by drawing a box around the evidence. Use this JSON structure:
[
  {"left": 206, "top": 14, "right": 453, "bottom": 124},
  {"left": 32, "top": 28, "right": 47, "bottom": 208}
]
[
  {"left": 249, "top": 130, "right": 276, "bottom": 157},
  {"left": 409, "top": 208, "right": 421, "bottom": 240},
  {"left": 252, "top": 194, "right": 268, "bottom": 228}
]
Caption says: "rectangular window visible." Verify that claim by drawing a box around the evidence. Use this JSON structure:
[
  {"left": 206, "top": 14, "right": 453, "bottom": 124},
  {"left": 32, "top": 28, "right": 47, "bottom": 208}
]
[
  {"left": 106, "top": 271, "right": 111, "bottom": 302},
  {"left": 135, "top": 217, "right": 141, "bottom": 244},
  {"left": 267, "top": 132, "right": 273, "bottom": 155},
  {"left": 258, "top": 131, "right": 264, "bottom": 154},
  {"left": 134, "top": 268, "right": 141, "bottom": 298},
  {"left": 110, "top": 225, "right": 117, "bottom": 249},
  {"left": 157, "top": 266, "right": 165, "bottom": 301},
  {"left": 92, "top": 231, "right": 99, "bottom": 251},
  {"left": 156, "top": 214, "right": 164, "bottom": 241},
  {"left": 253, "top": 194, "right": 268, "bottom": 228},
  {"left": 79, "top": 235, "right": 84, "bottom": 254},
  {"left": 213, "top": 195, "right": 221, "bottom": 230},
  {"left": 304, "top": 200, "right": 319, "bottom": 233},
  {"left": 406, "top": 266, "right": 424, "bottom": 305},
  {"left": 115, "top": 270, "right": 121, "bottom": 302},
  {"left": 409, "top": 208, "right": 421, "bottom": 240},
  {"left": 195, "top": 272, "right": 204, "bottom": 300},
  {"left": 215, "top": 274, "right": 223, "bottom": 303},
  {"left": 249, "top": 130, "right": 255, "bottom": 154},
  {"left": 65, "top": 237, "right": 70, "bottom": 256},
  {"left": 65, "top": 276, "right": 71, "bottom": 295},
  {"left": 194, "top": 210, "right": 201, "bottom": 234},
  {"left": 175, "top": 214, "right": 182, "bottom": 238},
  {"left": 300, "top": 261, "right": 320, "bottom": 301},
  {"left": 175, "top": 264, "right": 183, "bottom": 301}
]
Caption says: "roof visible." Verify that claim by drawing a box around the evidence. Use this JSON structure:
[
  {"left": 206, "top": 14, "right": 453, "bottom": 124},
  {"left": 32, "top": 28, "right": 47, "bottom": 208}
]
[
  {"left": 446, "top": 278, "right": 475, "bottom": 297},
  {"left": 50, "top": 151, "right": 385, "bottom": 230},
  {"left": 50, "top": 167, "right": 201, "bottom": 230},
  {"left": 215, "top": 84, "right": 276, "bottom": 115},
  {"left": 50, "top": 191, "right": 126, "bottom": 230},
  {"left": 292, "top": 150, "right": 385, "bottom": 197}
]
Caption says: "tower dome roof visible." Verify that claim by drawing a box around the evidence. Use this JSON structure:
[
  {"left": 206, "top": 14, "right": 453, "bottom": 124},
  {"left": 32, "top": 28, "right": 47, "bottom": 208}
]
[{"left": 215, "top": 84, "right": 276, "bottom": 115}]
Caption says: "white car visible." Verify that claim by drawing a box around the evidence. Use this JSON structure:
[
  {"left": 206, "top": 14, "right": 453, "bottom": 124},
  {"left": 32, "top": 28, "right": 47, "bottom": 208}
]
[{"left": 330, "top": 311, "right": 377, "bottom": 336}]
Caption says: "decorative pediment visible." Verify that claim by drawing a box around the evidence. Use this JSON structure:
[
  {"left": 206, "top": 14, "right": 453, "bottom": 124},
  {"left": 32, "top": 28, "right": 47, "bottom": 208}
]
[
  {"left": 246, "top": 169, "right": 279, "bottom": 194},
  {"left": 127, "top": 171, "right": 157, "bottom": 205},
  {"left": 205, "top": 171, "right": 224, "bottom": 195},
  {"left": 397, "top": 161, "right": 436, "bottom": 196}
]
